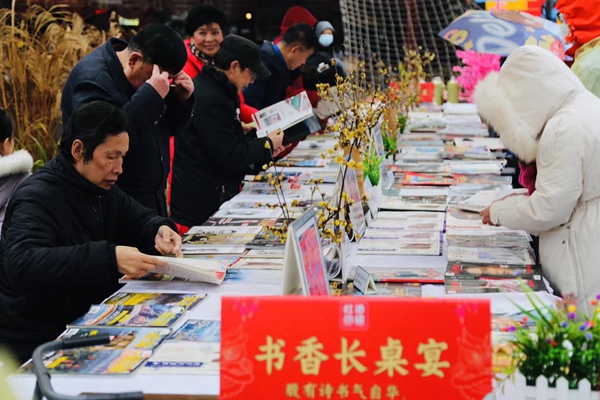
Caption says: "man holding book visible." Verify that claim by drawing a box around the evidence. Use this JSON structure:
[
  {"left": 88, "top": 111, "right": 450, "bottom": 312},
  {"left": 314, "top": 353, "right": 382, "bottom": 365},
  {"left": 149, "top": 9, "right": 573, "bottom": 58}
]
[
  {"left": 0, "top": 101, "right": 182, "bottom": 363},
  {"left": 171, "top": 35, "right": 284, "bottom": 232},
  {"left": 243, "top": 23, "right": 319, "bottom": 146}
]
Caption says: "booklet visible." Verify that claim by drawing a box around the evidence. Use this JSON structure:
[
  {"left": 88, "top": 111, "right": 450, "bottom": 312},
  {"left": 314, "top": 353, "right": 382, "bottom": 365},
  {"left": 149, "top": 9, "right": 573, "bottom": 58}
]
[
  {"left": 70, "top": 304, "right": 185, "bottom": 328},
  {"left": 253, "top": 91, "right": 314, "bottom": 138},
  {"left": 152, "top": 256, "right": 228, "bottom": 285}
]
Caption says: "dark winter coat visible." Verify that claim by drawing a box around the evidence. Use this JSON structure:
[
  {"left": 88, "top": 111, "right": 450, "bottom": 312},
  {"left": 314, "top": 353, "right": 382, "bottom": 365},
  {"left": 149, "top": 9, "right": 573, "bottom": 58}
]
[
  {"left": 0, "top": 155, "right": 175, "bottom": 362},
  {"left": 170, "top": 65, "right": 273, "bottom": 227},
  {"left": 61, "top": 38, "right": 194, "bottom": 217}
]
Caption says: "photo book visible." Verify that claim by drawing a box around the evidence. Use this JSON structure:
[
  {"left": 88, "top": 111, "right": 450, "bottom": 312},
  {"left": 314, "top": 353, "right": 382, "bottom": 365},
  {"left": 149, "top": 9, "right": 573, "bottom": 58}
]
[{"left": 253, "top": 91, "right": 314, "bottom": 138}]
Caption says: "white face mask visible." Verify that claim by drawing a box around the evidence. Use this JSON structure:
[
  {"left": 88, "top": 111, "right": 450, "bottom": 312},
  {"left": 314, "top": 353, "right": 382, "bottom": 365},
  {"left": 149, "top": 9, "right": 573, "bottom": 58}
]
[{"left": 318, "top": 33, "right": 334, "bottom": 47}]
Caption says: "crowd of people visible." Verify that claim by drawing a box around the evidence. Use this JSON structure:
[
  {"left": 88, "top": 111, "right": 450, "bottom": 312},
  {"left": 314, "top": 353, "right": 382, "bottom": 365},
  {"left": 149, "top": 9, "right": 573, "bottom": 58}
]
[
  {"left": 1, "top": 0, "right": 599, "bottom": 367},
  {"left": 0, "top": 5, "right": 343, "bottom": 363}
]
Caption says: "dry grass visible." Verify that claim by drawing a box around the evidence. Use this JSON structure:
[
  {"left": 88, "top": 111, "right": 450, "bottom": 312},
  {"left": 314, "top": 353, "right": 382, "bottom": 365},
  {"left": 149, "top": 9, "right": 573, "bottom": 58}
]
[{"left": 0, "top": 3, "right": 106, "bottom": 167}]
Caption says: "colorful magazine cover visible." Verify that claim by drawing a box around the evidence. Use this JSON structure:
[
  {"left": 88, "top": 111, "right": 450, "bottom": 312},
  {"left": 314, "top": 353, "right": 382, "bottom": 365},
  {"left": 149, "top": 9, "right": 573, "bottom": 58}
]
[
  {"left": 445, "top": 262, "right": 541, "bottom": 280},
  {"left": 103, "top": 292, "right": 207, "bottom": 310},
  {"left": 20, "top": 327, "right": 171, "bottom": 375},
  {"left": 70, "top": 304, "right": 185, "bottom": 328},
  {"left": 402, "top": 172, "right": 457, "bottom": 186}
]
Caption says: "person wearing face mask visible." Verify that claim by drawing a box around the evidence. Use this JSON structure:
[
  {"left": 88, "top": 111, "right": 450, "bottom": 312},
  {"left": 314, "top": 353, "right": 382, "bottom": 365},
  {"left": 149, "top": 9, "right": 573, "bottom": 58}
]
[
  {"left": 171, "top": 36, "right": 285, "bottom": 231},
  {"left": 302, "top": 21, "right": 346, "bottom": 122}
]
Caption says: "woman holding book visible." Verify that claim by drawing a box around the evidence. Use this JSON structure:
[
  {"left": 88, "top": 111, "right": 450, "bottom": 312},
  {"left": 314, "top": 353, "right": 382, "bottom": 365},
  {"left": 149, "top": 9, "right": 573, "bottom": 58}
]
[
  {"left": 475, "top": 46, "right": 600, "bottom": 316},
  {"left": 170, "top": 35, "right": 285, "bottom": 232}
]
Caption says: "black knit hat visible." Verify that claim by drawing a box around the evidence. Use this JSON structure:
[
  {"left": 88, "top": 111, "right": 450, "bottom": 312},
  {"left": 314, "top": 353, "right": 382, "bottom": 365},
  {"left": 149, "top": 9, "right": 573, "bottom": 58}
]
[{"left": 184, "top": 5, "right": 228, "bottom": 37}]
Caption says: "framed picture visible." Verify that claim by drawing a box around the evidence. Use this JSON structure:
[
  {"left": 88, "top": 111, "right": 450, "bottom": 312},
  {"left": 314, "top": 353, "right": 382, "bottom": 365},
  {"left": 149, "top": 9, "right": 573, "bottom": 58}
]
[{"left": 282, "top": 209, "right": 330, "bottom": 296}]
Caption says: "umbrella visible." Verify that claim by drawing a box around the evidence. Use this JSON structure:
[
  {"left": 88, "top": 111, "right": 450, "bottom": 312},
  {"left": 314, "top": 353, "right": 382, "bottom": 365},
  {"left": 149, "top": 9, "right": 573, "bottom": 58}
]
[{"left": 439, "top": 9, "right": 566, "bottom": 59}]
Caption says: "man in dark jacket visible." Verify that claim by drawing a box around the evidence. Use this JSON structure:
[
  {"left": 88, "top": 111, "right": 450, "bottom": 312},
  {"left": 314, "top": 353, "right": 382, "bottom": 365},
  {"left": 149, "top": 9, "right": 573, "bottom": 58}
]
[
  {"left": 171, "top": 35, "right": 285, "bottom": 230},
  {"left": 0, "top": 101, "right": 182, "bottom": 363},
  {"left": 243, "top": 23, "right": 318, "bottom": 146},
  {"left": 61, "top": 23, "right": 194, "bottom": 217}
]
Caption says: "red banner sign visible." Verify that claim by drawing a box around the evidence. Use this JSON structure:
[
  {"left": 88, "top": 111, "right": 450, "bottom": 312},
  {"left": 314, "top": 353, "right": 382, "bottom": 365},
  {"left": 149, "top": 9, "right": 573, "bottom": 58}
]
[{"left": 220, "top": 297, "right": 492, "bottom": 399}]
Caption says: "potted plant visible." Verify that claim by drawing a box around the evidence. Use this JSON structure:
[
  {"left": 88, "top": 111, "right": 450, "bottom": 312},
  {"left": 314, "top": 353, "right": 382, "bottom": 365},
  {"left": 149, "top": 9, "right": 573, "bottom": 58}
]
[{"left": 501, "top": 291, "right": 600, "bottom": 398}]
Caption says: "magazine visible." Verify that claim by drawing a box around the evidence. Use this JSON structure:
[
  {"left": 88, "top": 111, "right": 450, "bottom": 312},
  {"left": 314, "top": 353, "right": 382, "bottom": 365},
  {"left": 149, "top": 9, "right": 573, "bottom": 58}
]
[
  {"left": 348, "top": 266, "right": 444, "bottom": 284},
  {"left": 70, "top": 304, "right": 185, "bottom": 328},
  {"left": 141, "top": 320, "right": 221, "bottom": 375},
  {"left": 19, "top": 326, "right": 170, "bottom": 375},
  {"left": 357, "top": 238, "right": 441, "bottom": 255},
  {"left": 346, "top": 282, "right": 422, "bottom": 297},
  {"left": 445, "top": 277, "right": 547, "bottom": 294},
  {"left": 253, "top": 91, "right": 314, "bottom": 138},
  {"left": 103, "top": 292, "right": 207, "bottom": 309},
  {"left": 229, "top": 257, "right": 284, "bottom": 270},
  {"left": 444, "top": 262, "right": 541, "bottom": 280},
  {"left": 402, "top": 172, "right": 457, "bottom": 186}
]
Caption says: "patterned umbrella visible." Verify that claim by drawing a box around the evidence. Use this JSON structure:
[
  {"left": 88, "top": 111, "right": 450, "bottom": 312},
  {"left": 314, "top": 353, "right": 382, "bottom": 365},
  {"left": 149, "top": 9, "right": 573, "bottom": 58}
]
[{"left": 439, "top": 9, "right": 566, "bottom": 59}]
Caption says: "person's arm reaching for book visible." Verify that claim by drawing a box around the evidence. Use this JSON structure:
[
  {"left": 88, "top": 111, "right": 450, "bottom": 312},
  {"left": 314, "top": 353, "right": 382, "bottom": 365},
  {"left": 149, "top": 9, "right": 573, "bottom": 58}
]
[{"left": 115, "top": 246, "right": 167, "bottom": 278}]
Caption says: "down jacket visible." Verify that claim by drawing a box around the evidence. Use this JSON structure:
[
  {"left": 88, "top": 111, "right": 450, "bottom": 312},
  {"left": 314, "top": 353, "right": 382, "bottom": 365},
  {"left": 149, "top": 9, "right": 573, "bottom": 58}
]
[
  {"left": 474, "top": 46, "right": 600, "bottom": 315},
  {"left": 0, "top": 155, "right": 175, "bottom": 362}
]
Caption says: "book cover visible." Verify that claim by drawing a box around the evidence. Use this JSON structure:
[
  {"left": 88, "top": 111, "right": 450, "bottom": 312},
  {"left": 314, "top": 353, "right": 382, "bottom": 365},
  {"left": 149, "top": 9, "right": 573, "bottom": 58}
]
[
  {"left": 103, "top": 292, "right": 207, "bottom": 310},
  {"left": 70, "top": 304, "right": 185, "bottom": 328},
  {"left": 152, "top": 256, "right": 228, "bottom": 285},
  {"left": 253, "top": 91, "right": 314, "bottom": 137}
]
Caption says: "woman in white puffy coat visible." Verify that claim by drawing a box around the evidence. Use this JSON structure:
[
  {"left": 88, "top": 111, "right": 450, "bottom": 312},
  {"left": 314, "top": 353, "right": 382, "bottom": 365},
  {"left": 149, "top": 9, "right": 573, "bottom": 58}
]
[{"left": 474, "top": 45, "right": 600, "bottom": 316}]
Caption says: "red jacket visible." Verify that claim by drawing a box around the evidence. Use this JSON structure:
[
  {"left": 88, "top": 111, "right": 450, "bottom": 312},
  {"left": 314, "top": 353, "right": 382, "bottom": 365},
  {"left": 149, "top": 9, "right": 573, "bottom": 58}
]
[{"left": 556, "top": 0, "right": 600, "bottom": 57}]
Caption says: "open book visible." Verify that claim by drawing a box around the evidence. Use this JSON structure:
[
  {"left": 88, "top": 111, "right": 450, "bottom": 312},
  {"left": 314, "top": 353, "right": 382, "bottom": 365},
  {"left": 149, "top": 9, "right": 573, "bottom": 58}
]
[
  {"left": 253, "top": 91, "right": 314, "bottom": 138},
  {"left": 153, "top": 256, "right": 228, "bottom": 285},
  {"left": 456, "top": 188, "right": 528, "bottom": 213}
]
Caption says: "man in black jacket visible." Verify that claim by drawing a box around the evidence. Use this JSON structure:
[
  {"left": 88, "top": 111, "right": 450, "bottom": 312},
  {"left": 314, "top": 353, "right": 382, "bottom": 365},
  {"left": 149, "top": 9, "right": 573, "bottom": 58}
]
[
  {"left": 171, "top": 35, "right": 285, "bottom": 230},
  {"left": 0, "top": 101, "right": 182, "bottom": 363},
  {"left": 61, "top": 23, "right": 194, "bottom": 217}
]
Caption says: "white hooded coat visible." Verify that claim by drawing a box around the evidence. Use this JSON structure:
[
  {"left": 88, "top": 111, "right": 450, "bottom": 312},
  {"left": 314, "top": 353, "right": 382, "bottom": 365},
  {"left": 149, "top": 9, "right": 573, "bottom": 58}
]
[{"left": 474, "top": 46, "right": 600, "bottom": 315}]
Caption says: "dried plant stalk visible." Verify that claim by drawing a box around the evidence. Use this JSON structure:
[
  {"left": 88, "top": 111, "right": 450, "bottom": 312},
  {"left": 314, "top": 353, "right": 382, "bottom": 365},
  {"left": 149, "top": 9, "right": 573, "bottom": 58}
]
[{"left": 0, "top": 3, "right": 106, "bottom": 167}]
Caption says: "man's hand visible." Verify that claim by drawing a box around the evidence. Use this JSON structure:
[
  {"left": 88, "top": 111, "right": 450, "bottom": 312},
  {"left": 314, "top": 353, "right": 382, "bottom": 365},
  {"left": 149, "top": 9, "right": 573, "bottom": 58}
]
[
  {"left": 170, "top": 71, "right": 194, "bottom": 102},
  {"left": 155, "top": 225, "right": 183, "bottom": 257},
  {"left": 116, "top": 246, "right": 166, "bottom": 278},
  {"left": 480, "top": 206, "right": 498, "bottom": 226},
  {"left": 267, "top": 129, "right": 284, "bottom": 149},
  {"left": 146, "top": 64, "right": 170, "bottom": 98},
  {"left": 272, "top": 144, "right": 291, "bottom": 158}
]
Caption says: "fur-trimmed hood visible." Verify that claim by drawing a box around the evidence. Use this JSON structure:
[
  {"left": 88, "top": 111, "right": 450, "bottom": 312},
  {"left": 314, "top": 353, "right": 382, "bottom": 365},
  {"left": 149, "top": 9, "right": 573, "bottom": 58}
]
[
  {"left": 0, "top": 149, "right": 33, "bottom": 179},
  {"left": 474, "top": 46, "right": 587, "bottom": 163}
]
